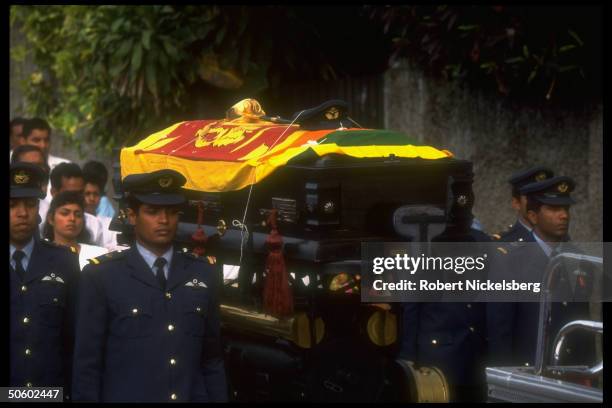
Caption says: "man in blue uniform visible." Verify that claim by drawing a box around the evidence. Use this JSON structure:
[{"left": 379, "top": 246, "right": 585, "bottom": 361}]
[
  {"left": 9, "top": 162, "right": 80, "bottom": 395},
  {"left": 72, "top": 169, "right": 228, "bottom": 402},
  {"left": 487, "top": 176, "right": 595, "bottom": 367},
  {"left": 400, "top": 227, "right": 491, "bottom": 402},
  {"left": 492, "top": 166, "right": 554, "bottom": 242}
]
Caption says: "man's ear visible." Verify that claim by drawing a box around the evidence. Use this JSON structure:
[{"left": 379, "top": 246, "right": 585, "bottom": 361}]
[
  {"left": 50, "top": 187, "right": 58, "bottom": 198},
  {"left": 127, "top": 207, "right": 137, "bottom": 226},
  {"left": 526, "top": 209, "right": 538, "bottom": 226},
  {"left": 511, "top": 196, "right": 521, "bottom": 211}
]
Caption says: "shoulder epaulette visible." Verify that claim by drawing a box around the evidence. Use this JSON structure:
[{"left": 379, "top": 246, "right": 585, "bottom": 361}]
[
  {"left": 180, "top": 248, "right": 216, "bottom": 265},
  {"left": 88, "top": 250, "right": 127, "bottom": 265},
  {"left": 496, "top": 246, "right": 508, "bottom": 255},
  {"left": 491, "top": 233, "right": 501, "bottom": 241}
]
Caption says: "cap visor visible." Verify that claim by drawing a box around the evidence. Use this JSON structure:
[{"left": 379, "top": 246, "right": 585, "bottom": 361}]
[
  {"left": 10, "top": 188, "right": 45, "bottom": 199},
  {"left": 536, "top": 197, "right": 576, "bottom": 206},
  {"left": 133, "top": 193, "right": 186, "bottom": 206}
]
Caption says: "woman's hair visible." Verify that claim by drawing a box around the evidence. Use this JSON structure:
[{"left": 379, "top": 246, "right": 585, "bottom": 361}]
[{"left": 43, "top": 190, "right": 92, "bottom": 244}]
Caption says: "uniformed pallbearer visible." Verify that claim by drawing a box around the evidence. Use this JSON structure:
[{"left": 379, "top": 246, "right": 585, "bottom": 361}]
[
  {"left": 9, "top": 163, "right": 80, "bottom": 395},
  {"left": 493, "top": 166, "right": 553, "bottom": 242},
  {"left": 72, "top": 169, "right": 228, "bottom": 402},
  {"left": 487, "top": 176, "right": 595, "bottom": 368}
]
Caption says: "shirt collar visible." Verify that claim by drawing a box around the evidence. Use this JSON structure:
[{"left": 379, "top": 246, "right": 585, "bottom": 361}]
[
  {"left": 135, "top": 241, "right": 173, "bottom": 271},
  {"left": 518, "top": 218, "right": 532, "bottom": 232},
  {"left": 532, "top": 230, "right": 555, "bottom": 258},
  {"left": 10, "top": 237, "right": 35, "bottom": 261}
]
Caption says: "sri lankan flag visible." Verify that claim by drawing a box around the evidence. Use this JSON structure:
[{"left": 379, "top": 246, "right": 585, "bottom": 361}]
[{"left": 120, "top": 118, "right": 453, "bottom": 192}]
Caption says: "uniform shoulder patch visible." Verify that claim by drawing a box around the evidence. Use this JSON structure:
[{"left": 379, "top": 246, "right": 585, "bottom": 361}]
[
  {"left": 496, "top": 246, "right": 508, "bottom": 255},
  {"left": 88, "top": 250, "right": 127, "bottom": 265}
]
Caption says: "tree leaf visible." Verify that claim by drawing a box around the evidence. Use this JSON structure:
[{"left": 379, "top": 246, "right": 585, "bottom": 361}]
[
  {"left": 559, "top": 44, "right": 576, "bottom": 53},
  {"left": 131, "top": 42, "right": 142, "bottom": 73},
  {"left": 142, "top": 29, "right": 152, "bottom": 50},
  {"left": 145, "top": 63, "right": 157, "bottom": 96},
  {"left": 568, "top": 29, "right": 584, "bottom": 46}
]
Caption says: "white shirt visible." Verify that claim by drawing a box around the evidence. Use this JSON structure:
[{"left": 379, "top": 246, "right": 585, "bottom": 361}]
[
  {"left": 78, "top": 243, "right": 109, "bottom": 270},
  {"left": 135, "top": 242, "right": 173, "bottom": 279},
  {"left": 10, "top": 237, "right": 35, "bottom": 271},
  {"left": 39, "top": 206, "right": 106, "bottom": 247},
  {"left": 97, "top": 215, "right": 119, "bottom": 250}
]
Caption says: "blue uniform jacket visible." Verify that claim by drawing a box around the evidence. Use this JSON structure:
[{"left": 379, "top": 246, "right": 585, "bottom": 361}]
[
  {"left": 486, "top": 234, "right": 594, "bottom": 367},
  {"left": 72, "top": 246, "right": 228, "bottom": 402},
  {"left": 10, "top": 238, "right": 80, "bottom": 395},
  {"left": 399, "top": 228, "right": 491, "bottom": 387},
  {"left": 498, "top": 221, "right": 532, "bottom": 243}
]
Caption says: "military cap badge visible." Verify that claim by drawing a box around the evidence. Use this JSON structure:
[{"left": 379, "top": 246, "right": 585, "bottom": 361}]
[
  {"left": 535, "top": 172, "right": 547, "bottom": 181},
  {"left": 325, "top": 107, "right": 340, "bottom": 120},
  {"left": 558, "top": 182, "right": 569, "bottom": 193},
  {"left": 158, "top": 176, "right": 173, "bottom": 188},
  {"left": 14, "top": 170, "right": 30, "bottom": 184}
]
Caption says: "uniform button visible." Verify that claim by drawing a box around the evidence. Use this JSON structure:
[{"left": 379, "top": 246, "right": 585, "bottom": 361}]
[
  {"left": 566, "top": 347, "right": 572, "bottom": 354},
  {"left": 53, "top": 298, "right": 58, "bottom": 303},
  {"left": 196, "top": 307, "right": 202, "bottom": 313},
  {"left": 165, "top": 292, "right": 172, "bottom": 299},
  {"left": 524, "top": 362, "right": 530, "bottom": 367},
  {"left": 431, "top": 339, "right": 437, "bottom": 345},
  {"left": 168, "top": 324, "right": 175, "bottom": 332},
  {"left": 23, "top": 317, "right": 30, "bottom": 325},
  {"left": 170, "top": 358, "right": 177, "bottom": 365},
  {"left": 562, "top": 302, "right": 568, "bottom": 306},
  {"left": 26, "top": 382, "right": 32, "bottom": 388},
  {"left": 469, "top": 326, "right": 475, "bottom": 332},
  {"left": 21, "top": 285, "right": 27, "bottom": 292},
  {"left": 25, "top": 348, "right": 31, "bottom": 356},
  {"left": 466, "top": 303, "right": 472, "bottom": 309},
  {"left": 170, "top": 393, "right": 177, "bottom": 400},
  {"left": 132, "top": 308, "right": 139, "bottom": 315}
]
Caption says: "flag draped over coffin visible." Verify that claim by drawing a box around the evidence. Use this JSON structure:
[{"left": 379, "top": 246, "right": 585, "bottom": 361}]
[{"left": 120, "top": 118, "right": 454, "bottom": 192}]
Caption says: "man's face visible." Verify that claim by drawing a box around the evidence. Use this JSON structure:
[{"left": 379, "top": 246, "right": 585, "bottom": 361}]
[
  {"left": 10, "top": 198, "right": 39, "bottom": 245},
  {"left": 128, "top": 204, "right": 180, "bottom": 249},
  {"left": 10, "top": 124, "right": 23, "bottom": 149},
  {"left": 84, "top": 182, "right": 101, "bottom": 214},
  {"left": 527, "top": 204, "right": 570, "bottom": 241},
  {"left": 24, "top": 129, "right": 50, "bottom": 159}
]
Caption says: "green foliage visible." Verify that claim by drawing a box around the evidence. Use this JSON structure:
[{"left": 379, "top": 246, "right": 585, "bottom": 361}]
[
  {"left": 11, "top": 5, "right": 335, "bottom": 151},
  {"left": 368, "top": 5, "right": 600, "bottom": 102}
]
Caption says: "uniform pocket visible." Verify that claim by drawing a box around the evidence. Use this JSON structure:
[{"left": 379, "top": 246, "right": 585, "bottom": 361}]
[
  {"left": 110, "top": 301, "right": 154, "bottom": 338},
  {"left": 182, "top": 295, "right": 208, "bottom": 337},
  {"left": 37, "top": 283, "right": 67, "bottom": 328}
]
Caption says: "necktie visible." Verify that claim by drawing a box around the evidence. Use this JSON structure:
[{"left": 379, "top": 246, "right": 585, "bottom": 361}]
[
  {"left": 154, "top": 257, "right": 167, "bottom": 290},
  {"left": 12, "top": 250, "right": 26, "bottom": 281}
]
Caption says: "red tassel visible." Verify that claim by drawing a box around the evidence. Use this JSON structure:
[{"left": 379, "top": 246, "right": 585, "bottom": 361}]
[
  {"left": 191, "top": 201, "right": 208, "bottom": 256},
  {"left": 263, "top": 209, "right": 293, "bottom": 319}
]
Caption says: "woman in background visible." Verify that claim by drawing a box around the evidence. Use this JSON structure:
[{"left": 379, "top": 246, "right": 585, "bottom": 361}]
[{"left": 43, "top": 190, "right": 108, "bottom": 270}]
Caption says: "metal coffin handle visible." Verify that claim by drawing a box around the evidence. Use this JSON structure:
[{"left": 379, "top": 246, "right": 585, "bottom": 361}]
[{"left": 550, "top": 319, "right": 603, "bottom": 377}]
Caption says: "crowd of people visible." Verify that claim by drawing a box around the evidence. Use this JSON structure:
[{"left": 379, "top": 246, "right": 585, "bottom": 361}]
[{"left": 10, "top": 117, "right": 121, "bottom": 270}]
